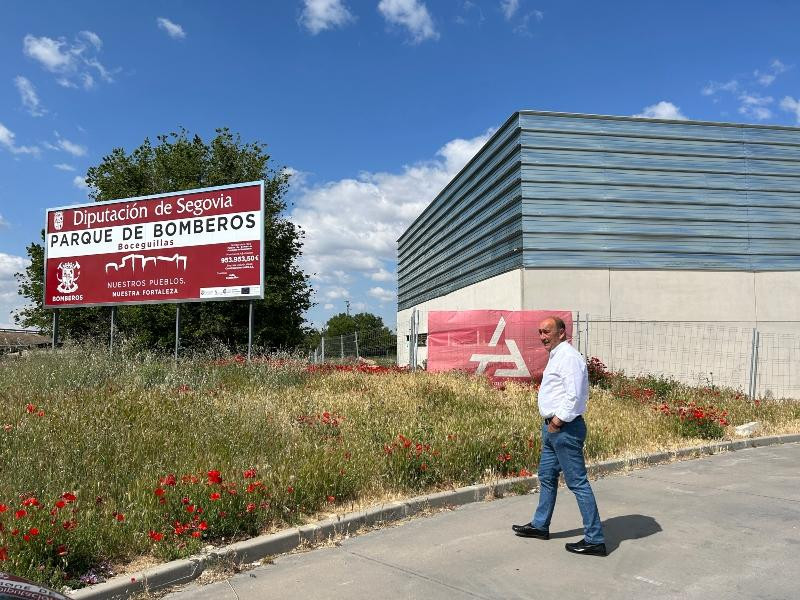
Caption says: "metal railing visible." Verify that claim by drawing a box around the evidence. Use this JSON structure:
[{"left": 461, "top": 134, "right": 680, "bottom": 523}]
[{"left": 310, "top": 328, "right": 397, "bottom": 363}]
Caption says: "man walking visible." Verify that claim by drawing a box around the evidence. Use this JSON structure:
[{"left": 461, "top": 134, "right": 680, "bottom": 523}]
[{"left": 512, "top": 316, "right": 607, "bottom": 556}]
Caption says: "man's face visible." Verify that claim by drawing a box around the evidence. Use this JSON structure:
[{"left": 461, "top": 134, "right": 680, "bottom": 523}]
[{"left": 538, "top": 318, "right": 564, "bottom": 353}]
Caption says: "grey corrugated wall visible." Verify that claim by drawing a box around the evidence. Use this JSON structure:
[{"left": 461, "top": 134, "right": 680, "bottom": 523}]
[{"left": 397, "top": 111, "right": 800, "bottom": 311}]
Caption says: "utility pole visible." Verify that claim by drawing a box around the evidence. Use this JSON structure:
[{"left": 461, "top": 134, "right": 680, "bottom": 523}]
[{"left": 345, "top": 300, "right": 350, "bottom": 316}]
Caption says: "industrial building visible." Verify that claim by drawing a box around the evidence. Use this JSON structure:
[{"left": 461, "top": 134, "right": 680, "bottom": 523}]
[{"left": 397, "top": 110, "right": 800, "bottom": 397}]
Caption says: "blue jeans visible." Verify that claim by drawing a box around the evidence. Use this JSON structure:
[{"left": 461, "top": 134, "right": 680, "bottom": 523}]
[{"left": 532, "top": 417, "right": 605, "bottom": 545}]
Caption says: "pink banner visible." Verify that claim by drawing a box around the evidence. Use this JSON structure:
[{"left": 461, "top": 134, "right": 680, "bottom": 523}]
[{"left": 427, "top": 310, "right": 573, "bottom": 383}]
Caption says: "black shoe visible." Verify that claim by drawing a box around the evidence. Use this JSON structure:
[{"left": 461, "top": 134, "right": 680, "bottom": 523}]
[
  {"left": 565, "top": 539, "right": 607, "bottom": 556},
  {"left": 512, "top": 524, "right": 550, "bottom": 539}
]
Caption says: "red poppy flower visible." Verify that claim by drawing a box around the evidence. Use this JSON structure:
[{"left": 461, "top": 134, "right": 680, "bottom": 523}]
[
  {"left": 14, "top": 509, "right": 26, "bottom": 519},
  {"left": 61, "top": 492, "right": 77, "bottom": 503},
  {"left": 154, "top": 487, "right": 166, "bottom": 497},
  {"left": 0, "top": 547, "right": 9, "bottom": 561},
  {"left": 160, "top": 474, "right": 177, "bottom": 486},
  {"left": 209, "top": 492, "right": 221, "bottom": 501},
  {"left": 37, "top": 410, "right": 45, "bottom": 417},
  {"left": 326, "top": 495, "right": 335, "bottom": 503},
  {"left": 21, "top": 497, "right": 40, "bottom": 507},
  {"left": 25, "top": 403, "right": 35, "bottom": 414},
  {"left": 246, "top": 484, "right": 256, "bottom": 494},
  {"left": 23, "top": 534, "right": 30, "bottom": 542},
  {"left": 243, "top": 468, "right": 257, "bottom": 479},
  {"left": 55, "top": 500, "right": 66, "bottom": 509},
  {"left": 197, "top": 521, "right": 208, "bottom": 530},
  {"left": 56, "top": 545, "right": 68, "bottom": 556},
  {"left": 287, "top": 486, "right": 294, "bottom": 494},
  {"left": 181, "top": 474, "right": 199, "bottom": 484},
  {"left": 148, "top": 531, "right": 164, "bottom": 542},
  {"left": 62, "top": 520, "right": 77, "bottom": 531},
  {"left": 186, "top": 505, "right": 195, "bottom": 513},
  {"left": 28, "top": 527, "right": 39, "bottom": 536},
  {"left": 207, "top": 470, "right": 222, "bottom": 484},
  {"left": 191, "top": 531, "right": 202, "bottom": 538},
  {"left": 116, "top": 513, "right": 125, "bottom": 522},
  {"left": 246, "top": 502, "right": 256, "bottom": 513},
  {"left": 0, "top": 504, "right": 7, "bottom": 513}
]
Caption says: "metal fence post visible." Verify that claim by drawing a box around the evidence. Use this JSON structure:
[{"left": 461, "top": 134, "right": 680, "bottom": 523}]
[
  {"left": 753, "top": 330, "right": 760, "bottom": 399},
  {"left": 576, "top": 311, "right": 581, "bottom": 354},
  {"left": 321, "top": 336, "right": 325, "bottom": 363},
  {"left": 585, "top": 313, "right": 590, "bottom": 359},
  {"left": 354, "top": 331, "right": 360, "bottom": 358},
  {"left": 748, "top": 328, "right": 757, "bottom": 399},
  {"left": 340, "top": 334, "right": 344, "bottom": 360}
]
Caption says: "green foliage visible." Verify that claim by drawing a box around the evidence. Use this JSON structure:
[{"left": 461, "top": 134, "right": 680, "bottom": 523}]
[
  {"left": 324, "top": 312, "right": 391, "bottom": 338},
  {"left": 674, "top": 416, "right": 725, "bottom": 440},
  {"left": 635, "top": 374, "right": 680, "bottom": 400},
  {"left": 14, "top": 128, "right": 312, "bottom": 350}
]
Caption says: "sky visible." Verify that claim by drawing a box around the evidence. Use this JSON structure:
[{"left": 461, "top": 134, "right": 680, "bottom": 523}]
[{"left": 2, "top": 0, "right": 800, "bottom": 332}]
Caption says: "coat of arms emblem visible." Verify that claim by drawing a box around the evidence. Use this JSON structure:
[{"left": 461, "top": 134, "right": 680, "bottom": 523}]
[
  {"left": 56, "top": 261, "right": 80, "bottom": 294},
  {"left": 53, "top": 211, "right": 64, "bottom": 231}
]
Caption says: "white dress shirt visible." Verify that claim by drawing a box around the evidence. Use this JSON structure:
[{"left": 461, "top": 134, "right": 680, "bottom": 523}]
[{"left": 537, "top": 341, "right": 588, "bottom": 423}]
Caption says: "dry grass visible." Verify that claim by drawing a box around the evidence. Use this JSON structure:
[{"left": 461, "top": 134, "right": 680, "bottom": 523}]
[{"left": 1, "top": 345, "right": 798, "bottom": 590}]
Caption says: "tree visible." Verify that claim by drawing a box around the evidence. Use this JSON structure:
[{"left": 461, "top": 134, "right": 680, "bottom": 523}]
[
  {"left": 14, "top": 128, "right": 312, "bottom": 350},
  {"left": 323, "top": 312, "right": 391, "bottom": 338}
]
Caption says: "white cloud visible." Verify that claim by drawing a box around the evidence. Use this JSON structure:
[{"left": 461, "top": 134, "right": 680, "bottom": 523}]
[
  {"left": 633, "top": 101, "right": 688, "bottom": 120},
  {"left": 738, "top": 92, "right": 773, "bottom": 120},
  {"left": 370, "top": 268, "right": 395, "bottom": 282},
  {"left": 157, "top": 17, "right": 187, "bottom": 39},
  {"left": 755, "top": 59, "right": 789, "bottom": 87},
  {"left": 323, "top": 303, "right": 334, "bottom": 310},
  {"left": 54, "top": 163, "right": 75, "bottom": 171},
  {"left": 0, "top": 122, "right": 40, "bottom": 155},
  {"left": 368, "top": 286, "right": 395, "bottom": 302},
  {"left": 324, "top": 286, "right": 350, "bottom": 300},
  {"left": 701, "top": 79, "right": 738, "bottom": 96},
  {"left": 290, "top": 128, "right": 492, "bottom": 304},
  {"left": 500, "top": 0, "right": 520, "bottom": 19},
  {"left": 23, "top": 32, "right": 115, "bottom": 89},
  {"left": 300, "top": 0, "right": 355, "bottom": 34},
  {"left": 73, "top": 175, "right": 89, "bottom": 189},
  {"left": 0, "top": 214, "right": 8, "bottom": 228},
  {"left": 0, "top": 252, "right": 30, "bottom": 329},
  {"left": 378, "top": 0, "right": 439, "bottom": 43},
  {"left": 14, "top": 76, "right": 46, "bottom": 117},
  {"left": 46, "top": 132, "right": 87, "bottom": 157},
  {"left": 780, "top": 96, "right": 800, "bottom": 123}
]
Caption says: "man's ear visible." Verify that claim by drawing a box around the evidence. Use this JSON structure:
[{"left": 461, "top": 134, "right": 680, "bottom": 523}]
[{"left": 559, "top": 328, "right": 567, "bottom": 341}]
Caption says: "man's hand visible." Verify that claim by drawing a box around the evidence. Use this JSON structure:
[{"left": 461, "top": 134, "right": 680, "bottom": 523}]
[{"left": 548, "top": 416, "right": 563, "bottom": 433}]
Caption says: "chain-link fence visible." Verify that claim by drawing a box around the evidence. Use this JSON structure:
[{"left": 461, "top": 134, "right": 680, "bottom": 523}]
[
  {"left": 309, "top": 328, "right": 397, "bottom": 363},
  {"left": 399, "top": 309, "right": 800, "bottom": 399}
]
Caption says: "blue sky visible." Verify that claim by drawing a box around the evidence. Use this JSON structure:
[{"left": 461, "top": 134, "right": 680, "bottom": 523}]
[{"left": 2, "top": 0, "right": 800, "bottom": 331}]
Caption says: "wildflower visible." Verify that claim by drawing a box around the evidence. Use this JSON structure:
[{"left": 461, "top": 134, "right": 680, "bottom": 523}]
[
  {"left": 25, "top": 403, "right": 35, "bottom": 414},
  {"left": 61, "top": 492, "right": 77, "bottom": 503},
  {"left": 181, "top": 474, "right": 199, "bottom": 484},
  {"left": 148, "top": 531, "right": 164, "bottom": 542},
  {"left": 287, "top": 486, "right": 294, "bottom": 494},
  {"left": 21, "top": 497, "right": 40, "bottom": 507},
  {"left": 420, "top": 463, "right": 428, "bottom": 471},
  {"left": 191, "top": 531, "right": 202, "bottom": 538},
  {"left": 326, "top": 495, "right": 335, "bottom": 503},
  {"left": 0, "top": 504, "right": 7, "bottom": 513},
  {"left": 56, "top": 545, "right": 68, "bottom": 556},
  {"left": 519, "top": 468, "right": 533, "bottom": 477},
  {"left": 0, "top": 547, "right": 6, "bottom": 561},
  {"left": 186, "top": 504, "right": 196, "bottom": 513},
  {"left": 115, "top": 513, "right": 125, "bottom": 522},
  {"left": 14, "top": 509, "right": 26, "bottom": 519},
  {"left": 37, "top": 410, "right": 45, "bottom": 417},
  {"left": 209, "top": 492, "right": 221, "bottom": 501},
  {"left": 160, "top": 474, "right": 177, "bottom": 486},
  {"left": 207, "top": 470, "right": 222, "bottom": 484},
  {"left": 197, "top": 521, "right": 208, "bottom": 530},
  {"left": 243, "top": 468, "right": 257, "bottom": 479},
  {"left": 55, "top": 500, "right": 66, "bottom": 509},
  {"left": 154, "top": 487, "right": 166, "bottom": 497},
  {"left": 246, "top": 502, "right": 256, "bottom": 513},
  {"left": 28, "top": 527, "right": 39, "bottom": 536}
]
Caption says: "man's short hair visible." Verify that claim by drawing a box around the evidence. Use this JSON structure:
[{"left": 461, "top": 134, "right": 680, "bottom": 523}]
[{"left": 551, "top": 316, "right": 566, "bottom": 332}]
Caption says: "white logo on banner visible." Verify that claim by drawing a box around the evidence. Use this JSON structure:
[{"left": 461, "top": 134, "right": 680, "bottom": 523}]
[
  {"left": 105, "top": 253, "right": 188, "bottom": 273},
  {"left": 56, "top": 261, "right": 80, "bottom": 293},
  {"left": 53, "top": 211, "right": 64, "bottom": 231},
  {"left": 469, "top": 316, "right": 531, "bottom": 377}
]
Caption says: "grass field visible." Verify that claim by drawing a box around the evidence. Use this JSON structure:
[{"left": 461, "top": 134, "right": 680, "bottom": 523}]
[{"left": 2, "top": 346, "right": 798, "bottom": 590}]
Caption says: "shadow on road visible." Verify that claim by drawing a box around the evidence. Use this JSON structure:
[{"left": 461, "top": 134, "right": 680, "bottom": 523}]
[{"left": 550, "top": 514, "right": 662, "bottom": 553}]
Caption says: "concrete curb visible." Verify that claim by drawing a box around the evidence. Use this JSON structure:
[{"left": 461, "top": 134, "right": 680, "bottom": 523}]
[{"left": 68, "top": 433, "right": 800, "bottom": 599}]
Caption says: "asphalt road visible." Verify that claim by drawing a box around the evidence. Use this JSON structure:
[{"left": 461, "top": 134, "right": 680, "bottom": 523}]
[{"left": 164, "top": 442, "right": 800, "bottom": 600}]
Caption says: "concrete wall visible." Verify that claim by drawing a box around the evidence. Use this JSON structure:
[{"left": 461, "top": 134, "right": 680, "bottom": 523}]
[{"left": 398, "top": 268, "right": 800, "bottom": 398}]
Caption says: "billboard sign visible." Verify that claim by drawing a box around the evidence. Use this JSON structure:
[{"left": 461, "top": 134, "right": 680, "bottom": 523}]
[
  {"left": 44, "top": 181, "right": 264, "bottom": 308},
  {"left": 427, "top": 310, "right": 573, "bottom": 383}
]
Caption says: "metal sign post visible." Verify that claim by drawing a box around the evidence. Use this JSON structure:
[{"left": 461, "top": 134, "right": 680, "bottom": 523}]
[
  {"left": 52, "top": 310, "right": 59, "bottom": 350},
  {"left": 247, "top": 300, "right": 254, "bottom": 362},
  {"left": 174, "top": 304, "right": 181, "bottom": 362},
  {"left": 109, "top": 306, "right": 116, "bottom": 354}
]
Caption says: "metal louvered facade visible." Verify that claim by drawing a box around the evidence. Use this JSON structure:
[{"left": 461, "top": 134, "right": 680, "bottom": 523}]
[{"left": 397, "top": 110, "right": 800, "bottom": 311}]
